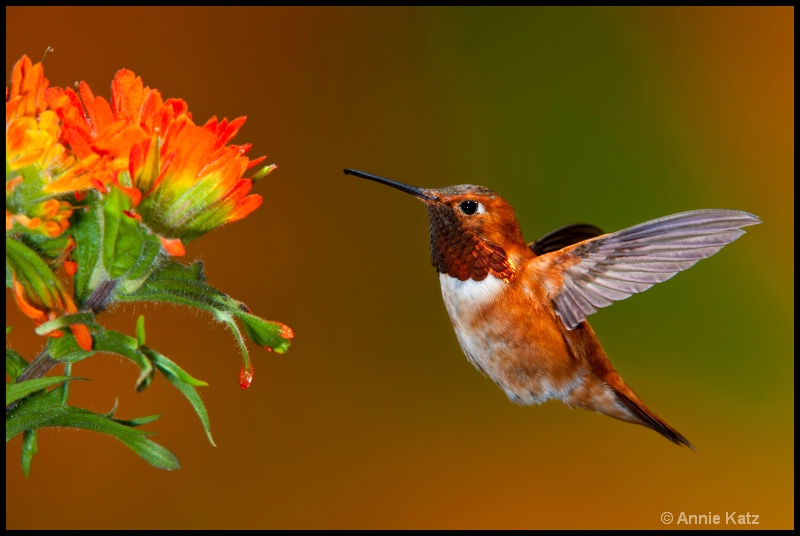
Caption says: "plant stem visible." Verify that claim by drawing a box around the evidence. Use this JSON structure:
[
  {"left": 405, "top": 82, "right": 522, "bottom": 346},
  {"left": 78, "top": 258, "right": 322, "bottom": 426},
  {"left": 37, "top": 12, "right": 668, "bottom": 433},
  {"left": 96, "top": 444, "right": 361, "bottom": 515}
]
[
  {"left": 14, "top": 349, "right": 58, "bottom": 385},
  {"left": 8, "top": 279, "right": 119, "bottom": 400},
  {"left": 82, "top": 279, "right": 118, "bottom": 314},
  {"left": 5, "top": 349, "right": 56, "bottom": 412}
]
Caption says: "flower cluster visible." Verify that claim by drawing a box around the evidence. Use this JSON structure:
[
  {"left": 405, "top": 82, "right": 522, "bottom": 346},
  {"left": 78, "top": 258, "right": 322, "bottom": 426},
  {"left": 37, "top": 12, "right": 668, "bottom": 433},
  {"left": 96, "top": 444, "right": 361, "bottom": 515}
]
[
  {"left": 7, "top": 56, "right": 272, "bottom": 250},
  {"left": 7, "top": 54, "right": 292, "bottom": 474},
  {"left": 6, "top": 55, "right": 274, "bottom": 346}
]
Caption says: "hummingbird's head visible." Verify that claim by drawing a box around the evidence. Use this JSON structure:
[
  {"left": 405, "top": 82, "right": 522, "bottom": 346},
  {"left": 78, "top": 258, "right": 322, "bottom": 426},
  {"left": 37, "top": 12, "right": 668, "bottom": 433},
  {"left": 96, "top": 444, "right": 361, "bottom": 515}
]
[{"left": 345, "top": 169, "right": 525, "bottom": 283}]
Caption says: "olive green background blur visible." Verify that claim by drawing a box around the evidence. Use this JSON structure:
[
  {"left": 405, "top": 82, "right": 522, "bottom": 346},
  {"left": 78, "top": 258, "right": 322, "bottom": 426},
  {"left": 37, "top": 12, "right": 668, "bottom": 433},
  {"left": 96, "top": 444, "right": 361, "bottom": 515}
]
[{"left": 6, "top": 6, "right": 793, "bottom": 529}]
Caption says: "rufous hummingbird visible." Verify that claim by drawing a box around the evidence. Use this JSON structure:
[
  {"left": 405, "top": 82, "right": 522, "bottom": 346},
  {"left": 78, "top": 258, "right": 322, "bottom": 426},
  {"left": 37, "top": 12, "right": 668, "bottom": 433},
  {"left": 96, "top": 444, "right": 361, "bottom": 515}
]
[{"left": 344, "top": 168, "right": 761, "bottom": 448}]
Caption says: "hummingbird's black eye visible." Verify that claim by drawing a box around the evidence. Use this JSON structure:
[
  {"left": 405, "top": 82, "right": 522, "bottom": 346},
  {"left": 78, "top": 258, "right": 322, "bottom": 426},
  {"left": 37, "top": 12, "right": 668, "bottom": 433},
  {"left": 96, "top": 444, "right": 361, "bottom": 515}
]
[{"left": 459, "top": 200, "right": 479, "bottom": 215}]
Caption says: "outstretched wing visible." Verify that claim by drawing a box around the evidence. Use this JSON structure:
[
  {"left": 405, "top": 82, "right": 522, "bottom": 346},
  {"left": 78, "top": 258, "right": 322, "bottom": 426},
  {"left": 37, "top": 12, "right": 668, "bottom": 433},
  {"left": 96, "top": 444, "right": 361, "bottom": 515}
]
[
  {"left": 538, "top": 209, "right": 761, "bottom": 330},
  {"left": 528, "top": 223, "right": 605, "bottom": 256}
]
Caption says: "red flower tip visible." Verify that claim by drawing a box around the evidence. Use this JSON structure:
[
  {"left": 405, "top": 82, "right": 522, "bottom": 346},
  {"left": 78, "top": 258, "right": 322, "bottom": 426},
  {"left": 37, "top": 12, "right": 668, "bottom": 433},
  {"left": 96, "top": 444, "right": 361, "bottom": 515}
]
[
  {"left": 239, "top": 364, "right": 254, "bottom": 390},
  {"left": 70, "top": 324, "right": 93, "bottom": 351},
  {"left": 114, "top": 179, "right": 143, "bottom": 206},
  {"left": 159, "top": 236, "right": 185, "bottom": 256},
  {"left": 123, "top": 210, "right": 143, "bottom": 222},
  {"left": 64, "top": 260, "right": 78, "bottom": 276},
  {"left": 276, "top": 322, "right": 294, "bottom": 339},
  {"left": 246, "top": 156, "right": 267, "bottom": 170},
  {"left": 90, "top": 179, "right": 108, "bottom": 193}
]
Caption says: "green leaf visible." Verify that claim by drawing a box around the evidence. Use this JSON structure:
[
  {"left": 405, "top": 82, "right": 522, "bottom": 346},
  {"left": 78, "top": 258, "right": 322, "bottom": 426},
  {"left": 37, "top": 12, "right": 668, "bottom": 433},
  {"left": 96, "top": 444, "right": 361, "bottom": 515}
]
[
  {"left": 135, "top": 363, "right": 156, "bottom": 392},
  {"left": 21, "top": 429, "right": 37, "bottom": 477},
  {"left": 94, "top": 329, "right": 147, "bottom": 367},
  {"left": 47, "top": 327, "right": 154, "bottom": 388},
  {"left": 121, "top": 261, "right": 225, "bottom": 314},
  {"left": 103, "top": 398, "right": 120, "bottom": 419},
  {"left": 94, "top": 329, "right": 212, "bottom": 444},
  {"left": 43, "top": 326, "right": 210, "bottom": 443},
  {"left": 71, "top": 191, "right": 105, "bottom": 306},
  {"left": 16, "top": 233, "right": 74, "bottom": 265},
  {"left": 136, "top": 315, "right": 146, "bottom": 346},
  {"left": 103, "top": 187, "right": 146, "bottom": 279},
  {"left": 142, "top": 346, "right": 215, "bottom": 447},
  {"left": 6, "top": 165, "right": 48, "bottom": 211},
  {"left": 58, "top": 363, "right": 73, "bottom": 405},
  {"left": 34, "top": 312, "right": 96, "bottom": 336},
  {"left": 6, "top": 400, "right": 180, "bottom": 471},
  {"left": 78, "top": 187, "right": 164, "bottom": 300},
  {"left": 47, "top": 332, "right": 93, "bottom": 363},
  {"left": 6, "top": 376, "right": 85, "bottom": 406},
  {"left": 6, "top": 347, "right": 29, "bottom": 382},
  {"left": 6, "top": 236, "right": 70, "bottom": 315},
  {"left": 239, "top": 312, "right": 292, "bottom": 354},
  {"left": 96, "top": 329, "right": 154, "bottom": 390},
  {"left": 119, "top": 235, "right": 162, "bottom": 293},
  {"left": 115, "top": 414, "right": 161, "bottom": 427},
  {"left": 156, "top": 259, "right": 207, "bottom": 282},
  {"left": 143, "top": 348, "right": 207, "bottom": 388},
  {"left": 119, "top": 260, "right": 293, "bottom": 353}
]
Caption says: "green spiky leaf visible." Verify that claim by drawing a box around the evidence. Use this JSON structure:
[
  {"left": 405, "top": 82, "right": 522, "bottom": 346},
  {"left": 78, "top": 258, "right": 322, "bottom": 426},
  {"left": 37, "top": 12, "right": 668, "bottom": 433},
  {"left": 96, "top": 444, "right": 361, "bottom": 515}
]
[
  {"left": 136, "top": 315, "right": 146, "bottom": 346},
  {"left": 6, "top": 375, "right": 84, "bottom": 406},
  {"left": 141, "top": 346, "right": 214, "bottom": 446},
  {"left": 7, "top": 397, "right": 180, "bottom": 471},
  {"left": 21, "top": 429, "right": 37, "bottom": 477},
  {"left": 6, "top": 347, "right": 29, "bottom": 382},
  {"left": 118, "top": 260, "right": 293, "bottom": 354}
]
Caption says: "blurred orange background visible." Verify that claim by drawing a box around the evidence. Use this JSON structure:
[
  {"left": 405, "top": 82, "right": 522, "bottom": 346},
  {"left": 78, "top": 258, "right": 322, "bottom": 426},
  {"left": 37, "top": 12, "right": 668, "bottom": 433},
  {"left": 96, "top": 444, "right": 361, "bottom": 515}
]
[{"left": 6, "top": 6, "right": 793, "bottom": 529}]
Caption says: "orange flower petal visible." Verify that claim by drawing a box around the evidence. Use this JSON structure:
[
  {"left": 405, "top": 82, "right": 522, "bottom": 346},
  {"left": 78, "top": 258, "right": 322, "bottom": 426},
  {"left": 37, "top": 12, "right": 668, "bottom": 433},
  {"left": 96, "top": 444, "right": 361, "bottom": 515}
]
[
  {"left": 12, "top": 279, "right": 46, "bottom": 320},
  {"left": 276, "top": 323, "right": 295, "bottom": 339},
  {"left": 114, "top": 180, "right": 143, "bottom": 206},
  {"left": 6, "top": 176, "right": 24, "bottom": 194},
  {"left": 7, "top": 55, "right": 47, "bottom": 120},
  {"left": 64, "top": 261, "right": 78, "bottom": 276},
  {"left": 159, "top": 236, "right": 186, "bottom": 256},
  {"left": 227, "top": 194, "right": 263, "bottom": 224},
  {"left": 123, "top": 210, "right": 143, "bottom": 222},
  {"left": 70, "top": 324, "right": 93, "bottom": 351}
]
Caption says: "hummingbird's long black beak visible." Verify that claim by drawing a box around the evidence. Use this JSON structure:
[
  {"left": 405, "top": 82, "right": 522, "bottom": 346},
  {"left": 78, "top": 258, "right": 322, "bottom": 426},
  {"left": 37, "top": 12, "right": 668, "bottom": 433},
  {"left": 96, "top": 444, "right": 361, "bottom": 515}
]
[{"left": 343, "top": 169, "right": 438, "bottom": 201}]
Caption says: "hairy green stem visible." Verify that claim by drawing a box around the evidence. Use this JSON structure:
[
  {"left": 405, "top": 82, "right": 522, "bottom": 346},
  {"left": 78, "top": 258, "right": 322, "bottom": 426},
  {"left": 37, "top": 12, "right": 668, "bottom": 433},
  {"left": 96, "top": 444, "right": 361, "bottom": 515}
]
[{"left": 7, "top": 279, "right": 119, "bottom": 411}]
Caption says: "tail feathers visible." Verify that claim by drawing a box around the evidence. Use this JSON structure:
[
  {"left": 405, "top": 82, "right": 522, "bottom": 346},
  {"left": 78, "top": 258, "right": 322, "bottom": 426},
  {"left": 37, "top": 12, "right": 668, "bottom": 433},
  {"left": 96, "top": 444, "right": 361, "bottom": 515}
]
[{"left": 608, "top": 383, "right": 695, "bottom": 450}]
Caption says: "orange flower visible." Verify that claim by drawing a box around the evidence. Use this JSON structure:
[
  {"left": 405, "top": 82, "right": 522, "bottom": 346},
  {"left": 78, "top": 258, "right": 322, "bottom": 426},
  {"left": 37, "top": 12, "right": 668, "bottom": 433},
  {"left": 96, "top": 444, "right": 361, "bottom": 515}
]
[
  {"left": 6, "top": 56, "right": 110, "bottom": 238},
  {"left": 47, "top": 68, "right": 270, "bottom": 254},
  {"left": 45, "top": 69, "right": 186, "bottom": 173},
  {"left": 5, "top": 194, "right": 72, "bottom": 237},
  {"left": 126, "top": 114, "right": 270, "bottom": 247},
  {"left": 6, "top": 235, "right": 92, "bottom": 352},
  {"left": 6, "top": 55, "right": 49, "bottom": 121},
  {"left": 11, "top": 275, "right": 92, "bottom": 351}
]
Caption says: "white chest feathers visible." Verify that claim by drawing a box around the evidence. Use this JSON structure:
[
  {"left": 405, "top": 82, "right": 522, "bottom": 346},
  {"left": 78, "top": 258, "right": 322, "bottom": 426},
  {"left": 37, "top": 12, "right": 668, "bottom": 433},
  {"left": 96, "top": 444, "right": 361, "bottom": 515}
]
[
  {"left": 438, "top": 273, "right": 507, "bottom": 374},
  {"left": 437, "top": 273, "right": 582, "bottom": 407},
  {"left": 438, "top": 273, "right": 507, "bottom": 313}
]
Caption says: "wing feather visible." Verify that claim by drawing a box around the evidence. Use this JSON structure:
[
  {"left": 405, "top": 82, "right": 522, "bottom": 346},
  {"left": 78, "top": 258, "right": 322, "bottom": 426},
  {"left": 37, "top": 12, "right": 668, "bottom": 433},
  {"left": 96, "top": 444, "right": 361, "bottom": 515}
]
[
  {"left": 529, "top": 223, "right": 604, "bottom": 256},
  {"left": 539, "top": 209, "right": 760, "bottom": 329}
]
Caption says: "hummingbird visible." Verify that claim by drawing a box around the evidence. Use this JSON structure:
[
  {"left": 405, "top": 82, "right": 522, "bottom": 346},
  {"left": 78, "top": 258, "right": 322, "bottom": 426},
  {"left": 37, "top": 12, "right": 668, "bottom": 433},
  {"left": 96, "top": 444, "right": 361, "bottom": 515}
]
[{"left": 344, "top": 168, "right": 761, "bottom": 448}]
